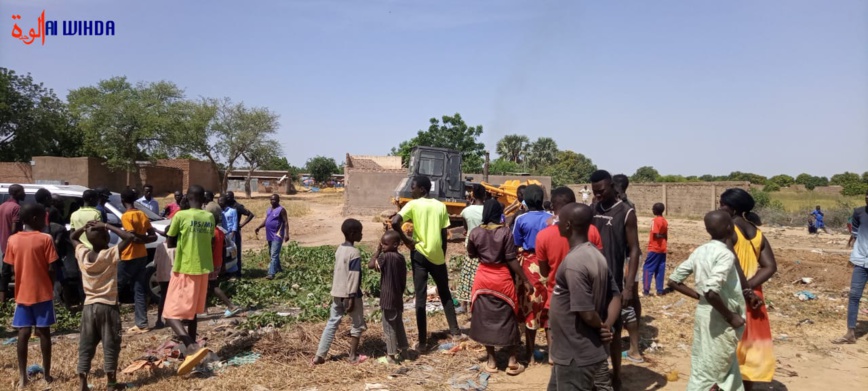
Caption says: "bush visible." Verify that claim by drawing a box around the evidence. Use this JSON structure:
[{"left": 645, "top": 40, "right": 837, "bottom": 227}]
[
  {"left": 750, "top": 188, "right": 773, "bottom": 208},
  {"left": 842, "top": 182, "right": 868, "bottom": 196},
  {"left": 763, "top": 182, "right": 781, "bottom": 192}
]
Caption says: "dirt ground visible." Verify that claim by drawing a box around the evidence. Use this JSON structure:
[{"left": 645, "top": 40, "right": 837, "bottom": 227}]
[{"left": 2, "top": 193, "right": 867, "bottom": 391}]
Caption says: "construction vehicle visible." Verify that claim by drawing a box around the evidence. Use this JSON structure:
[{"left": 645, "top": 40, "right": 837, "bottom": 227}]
[{"left": 387, "top": 146, "right": 542, "bottom": 229}]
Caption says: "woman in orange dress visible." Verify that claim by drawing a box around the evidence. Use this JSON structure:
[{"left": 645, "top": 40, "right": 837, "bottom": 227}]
[{"left": 719, "top": 188, "right": 778, "bottom": 390}]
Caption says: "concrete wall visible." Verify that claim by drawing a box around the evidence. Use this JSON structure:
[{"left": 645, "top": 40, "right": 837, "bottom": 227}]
[
  {"left": 568, "top": 181, "right": 750, "bottom": 218},
  {"left": 157, "top": 159, "right": 220, "bottom": 193},
  {"left": 139, "top": 166, "right": 184, "bottom": 195},
  {"left": 0, "top": 162, "right": 33, "bottom": 184},
  {"left": 343, "top": 170, "right": 405, "bottom": 215}
]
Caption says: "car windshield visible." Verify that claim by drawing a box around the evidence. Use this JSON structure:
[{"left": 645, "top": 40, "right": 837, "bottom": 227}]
[{"left": 108, "top": 194, "right": 165, "bottom": 221}]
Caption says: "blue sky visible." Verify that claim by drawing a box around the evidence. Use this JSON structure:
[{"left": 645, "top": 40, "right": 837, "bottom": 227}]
[{"left": 3, "top": 0, "right": 866, "bottom": 177}]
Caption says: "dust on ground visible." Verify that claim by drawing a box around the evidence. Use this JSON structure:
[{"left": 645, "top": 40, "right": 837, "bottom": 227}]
[{"left": 1, "top": 193, "right": 866, "bottom": 390}]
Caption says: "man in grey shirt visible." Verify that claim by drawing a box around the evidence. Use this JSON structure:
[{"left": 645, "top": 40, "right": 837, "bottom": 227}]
[{"left": 548, "top": 203, "right": 621, "bottom": 391}]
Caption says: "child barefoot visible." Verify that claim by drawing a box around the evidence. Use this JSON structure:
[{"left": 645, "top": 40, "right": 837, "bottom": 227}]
[
  {"left": 1, "top": 204, "right": 61, "bottom": 389},
  {"left": 312, "top": 219, "right": 367, "bottom": 365},
  {"left": 72, "top": 221, "right": 135, "bottom": 391},
  {"left": 368, "top": 230, "right": 408, "bottom": 363},
  {"left": 668, "top": 210, "right": 747, "bottom": 391}
]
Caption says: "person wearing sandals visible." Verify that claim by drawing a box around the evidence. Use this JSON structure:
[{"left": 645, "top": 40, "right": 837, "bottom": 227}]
[
  {"left": 164, "top": 185, "right": 215, "bottom": 375},
  {"left": 548, "top": 203, "right": 620, "bottom": 391},
  {"left": 467, "top": 199, "right": 530, "bottom": 376},
  {"left": 311, "top": 219, "right": 368, "bottom": 365},
  {"left": 834, "top": 189, "right": 868, "bottom": 345},
  {"left": 719, "top": 188, "right": 777, "bottom": 390}
]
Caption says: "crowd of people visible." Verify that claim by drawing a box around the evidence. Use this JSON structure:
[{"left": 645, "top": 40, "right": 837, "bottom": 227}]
[
  {"left": 312, "top": 171, "right": 868, "bottom": 391},
  {"left": 0, "top": 183, "right": 292, "bottom": 390},
  {"left": 0, "top": 177, "right": 865, "bottom": 390}
]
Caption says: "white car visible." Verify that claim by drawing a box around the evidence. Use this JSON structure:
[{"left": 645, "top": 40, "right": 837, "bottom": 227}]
[{"left": 0, "top": 183, "right": 237, "bottom": 306}]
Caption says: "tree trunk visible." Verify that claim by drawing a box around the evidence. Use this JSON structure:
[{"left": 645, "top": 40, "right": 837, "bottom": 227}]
[{"left": 244, "top": 166, "right": 255, "bottom": 198}]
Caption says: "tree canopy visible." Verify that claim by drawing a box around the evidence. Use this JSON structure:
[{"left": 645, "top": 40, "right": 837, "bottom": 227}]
[
  {"left": 525, "top": 137, "right": 558, "bottom": 171},
  {"left": 306, "top": 156, "right": 340, "bottom": 183},
  {"left": 391, "top": 113, "right": 485, "bottom": 173},
  {"left": 488, "top": 158, "right": 522, "bottom": 175},
  {"left": 0, "top": 68, "right": 79, "bottom": 161},
  {"left": 495, "top": 134, "right": 529, "bottom": 164},
  {"left": 542, "top": 150, "right": 597, "bottom": 187},
  {"left": 68, "top": 77, "right": 190, "bottom": 172},
  {"left": 631, "top": 166, "right": 660, "bottom": 183}
]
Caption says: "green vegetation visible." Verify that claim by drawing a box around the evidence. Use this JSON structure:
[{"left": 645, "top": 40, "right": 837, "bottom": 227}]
[{"left": 229, "top": 242, "right": 400, "bottom": 330}]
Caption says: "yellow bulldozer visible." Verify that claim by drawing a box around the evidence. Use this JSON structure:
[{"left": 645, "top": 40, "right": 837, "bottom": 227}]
[{"left": 385, "top": 146, "right": 542, "bottom": 232}]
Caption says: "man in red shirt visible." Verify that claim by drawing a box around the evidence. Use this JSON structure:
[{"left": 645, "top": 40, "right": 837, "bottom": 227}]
[
  {"left": 643, "top": 203, "right": 668, "bottom": 296},
  {"left": 537, "top": 187, "right": 602, "bottom": 361}
]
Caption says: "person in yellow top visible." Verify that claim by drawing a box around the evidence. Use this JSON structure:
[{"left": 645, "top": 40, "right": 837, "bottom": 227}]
[
  {"left": 392, "top": 176, "right": 464, "bottom": 350},
  {"left": 719, "top": 188, "right": 778, "bottom": 390},
  {"left": 118, "top": 189, "right": 157, "bottom": 333},
  {"left": 69, "top": 190, "right": 103, "bottom": 250}
]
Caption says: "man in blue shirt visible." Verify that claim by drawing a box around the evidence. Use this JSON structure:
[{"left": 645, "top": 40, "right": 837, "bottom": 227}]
[
  {"left": 511, "top": 184, "right": 551, "bottom": 361},
  {"left": 834, "top": 190, "right": 868, "bottom": 344},
  {"left": 219, "top": 196, "right": 238, "bottom": 244},
  {"left": 136, "top": 184, "right": 160, "bottom": 215},
  {"left": 811, "top": 205, "right": 829, "bottom": 234}
]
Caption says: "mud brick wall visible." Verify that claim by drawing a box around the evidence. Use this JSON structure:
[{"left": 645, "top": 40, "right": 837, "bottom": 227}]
[
  {"left": 139, "top": 166, "right": 184, "bottom": 196},
  {"left": 0, "top": 162, "right": 33, "bottom": 184},
  {"left": 568, "top": 181, "right": 750, "bottom": 218},
  {"left": 343, "top": 169, "right": 405, "bottom": 216},
  {"left": 156, "top": 159, "right": 220, "bottom": 193}
]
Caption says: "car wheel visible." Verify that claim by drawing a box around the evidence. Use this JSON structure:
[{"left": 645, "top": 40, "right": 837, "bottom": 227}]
[{"left": 146, "top": 266, "right": 161, "bottom": 304}]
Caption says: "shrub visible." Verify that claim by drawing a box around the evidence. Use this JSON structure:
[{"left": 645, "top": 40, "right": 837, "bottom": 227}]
[
  {"left": 842, "top": 182, "right": 868, "bottom": 196},
  {"left": 763, "top": 182, "right": 781, "bottom": 192}
]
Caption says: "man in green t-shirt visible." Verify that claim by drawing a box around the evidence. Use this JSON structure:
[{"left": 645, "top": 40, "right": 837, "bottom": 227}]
[
  {"left": 392, "top": 176, "right": 463, "bottom": 349},
  {"left": 164, "top": 185, "right": 215, "bottom": 376},
  {"left": 69, "top": 190, "right": 103, "bottom": 249}
]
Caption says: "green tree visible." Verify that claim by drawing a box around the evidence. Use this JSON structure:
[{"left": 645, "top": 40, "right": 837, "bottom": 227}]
[
  {"left": 525, "top": 137, "right": 559, "bottom": 171},
  {"left": 541, "top": 150, "right": 597, "bottom": 187},
  {"left": 391, "top": 113, "right": 485, "bottom": 173},
  {"left": 261, "top": 156, "right": 292, "bottom": 171},
  {"left": 763, "top": 181, "right": 781, "bottom": 192},
  {"left": 841, "top": 182, "right": 868, "bottom": 196},
  {"left": 830, "top": 172, "right": 861, "bottom": 186},
  {"left": 862, "top": 171, "right": 868, "bottom": 184},
  {"left": 306, "top": 156, "right": 340, "bottom": 184},
  {"left": 68, "top": 77, "right": 190, "bottom": 172},
  {"left": 488, "top": 158, "right": 522, "bottom": 175},
  {"left": 795, "top": 173, "right": 829, "bottom": 190},
  {"left": 631, "top": 166, "right": 660, "bottom": 183},
  {"left": 768, "top": 174, "right": 795, "bottom": 188},
  {"left": 657, "top": 174, "right": 688, "bottom": 182},
  {"left": 167, "top": 97, "right": 281, "bottom": 192},
  {"left": 496, "top": 134, "right": 530, "bottom": 164},
  {"left": 728, "top": 171, "right": 768, "bottom": 185},
  {"left": 0, "top": 68, "right": 81, "bottom": 161}
]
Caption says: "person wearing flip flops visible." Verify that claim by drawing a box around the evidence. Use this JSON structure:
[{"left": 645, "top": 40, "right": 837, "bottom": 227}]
[
  {"left": 834, "top": 189, "right": 868, "bottom": 345},
  {"left": 311, "top": 218, "right": 368, "bottom": 365},
  {"left": 72, "top": 220, "right": 136, "bottom": 391},
  {"left": 548, "top": 203, "right": 620, "bottom": 391},
  {"left": 163, "top": 185, "right": 216, "bottom": 375},
  {"left": 466, "top": 199, "right": 529, "bottom": 376}
]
